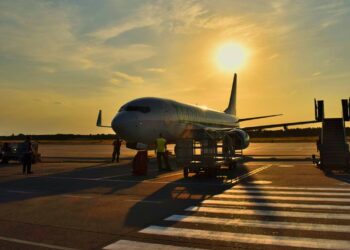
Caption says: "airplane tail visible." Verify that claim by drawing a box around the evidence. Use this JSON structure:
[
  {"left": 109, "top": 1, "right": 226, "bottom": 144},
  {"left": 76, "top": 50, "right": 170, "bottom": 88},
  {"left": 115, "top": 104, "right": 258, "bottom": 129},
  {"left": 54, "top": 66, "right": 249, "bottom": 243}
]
[{"left": 224, "top": 73, "right": 237, "bottom": 115}]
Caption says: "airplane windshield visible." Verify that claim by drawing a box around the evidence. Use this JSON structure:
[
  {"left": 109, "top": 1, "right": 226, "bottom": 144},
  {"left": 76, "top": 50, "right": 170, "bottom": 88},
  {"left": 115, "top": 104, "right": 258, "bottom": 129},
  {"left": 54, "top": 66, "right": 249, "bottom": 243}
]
[{"left": 124, "top": 106, "right": 151, "bottom": 113}]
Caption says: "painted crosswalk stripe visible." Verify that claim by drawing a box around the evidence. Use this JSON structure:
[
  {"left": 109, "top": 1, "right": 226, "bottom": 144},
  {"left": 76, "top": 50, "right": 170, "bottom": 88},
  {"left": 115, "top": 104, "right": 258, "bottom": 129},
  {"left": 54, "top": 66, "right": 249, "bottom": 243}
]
[
  {"left": 103, "top": 239, "right": 203, "bottom": 250},
  {"left": 214, "top": 193, "right": 350, "bottom": 202},
  {"left": 225, "top": 189, "right": 350, "bottom": 197},
  {"left": 185, "top": 206, "right": 350, "bottom": 220},
  {"left": 234, "top": 185, "right": 350, "bottom": 192},
  {"left": 202, "top": 199, "right": 350, "bottom": 210},
  {"left": 166, "top": 215, "right": 350, "bottom": 233},
  {"left": 140, "top": 226, "right": 350, "bottom": 250}
]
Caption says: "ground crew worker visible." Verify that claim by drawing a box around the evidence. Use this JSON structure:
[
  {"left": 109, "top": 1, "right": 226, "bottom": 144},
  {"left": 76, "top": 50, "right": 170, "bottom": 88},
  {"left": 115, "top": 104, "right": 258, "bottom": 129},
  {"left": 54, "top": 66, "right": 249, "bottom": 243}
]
[
  {"left": 155, "top": 133, "right": 171, "bottom": 171},
  {"left": 112, "top": 137, "right": 122, "bottom": 162},
  {"left": 22, "top": 136, "right": 33, "bottom": 175}
]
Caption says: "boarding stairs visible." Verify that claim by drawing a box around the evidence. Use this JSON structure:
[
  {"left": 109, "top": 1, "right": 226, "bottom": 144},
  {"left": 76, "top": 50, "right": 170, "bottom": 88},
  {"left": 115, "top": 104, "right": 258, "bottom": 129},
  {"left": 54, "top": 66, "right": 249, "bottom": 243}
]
[{"left": 319, "top": 118, "right": 349, "bottom": 172}]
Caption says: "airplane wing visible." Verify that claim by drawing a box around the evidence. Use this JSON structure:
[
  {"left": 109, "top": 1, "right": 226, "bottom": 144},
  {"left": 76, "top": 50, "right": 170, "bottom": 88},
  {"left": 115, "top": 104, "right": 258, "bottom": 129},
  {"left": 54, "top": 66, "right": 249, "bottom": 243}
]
[
  {"left": 238, "top": 114, "right": 282, "bottom": 122},
  {"left": 242, "top": 120, "right": 319, "bottom": 131}
]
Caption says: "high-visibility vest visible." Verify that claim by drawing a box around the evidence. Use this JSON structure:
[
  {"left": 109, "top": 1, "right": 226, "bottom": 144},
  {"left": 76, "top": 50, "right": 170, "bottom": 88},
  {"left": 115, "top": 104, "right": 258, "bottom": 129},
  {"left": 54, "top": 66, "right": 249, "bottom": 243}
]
[{"left": 156, "top": 138, "right": 166, "bottom": 153}]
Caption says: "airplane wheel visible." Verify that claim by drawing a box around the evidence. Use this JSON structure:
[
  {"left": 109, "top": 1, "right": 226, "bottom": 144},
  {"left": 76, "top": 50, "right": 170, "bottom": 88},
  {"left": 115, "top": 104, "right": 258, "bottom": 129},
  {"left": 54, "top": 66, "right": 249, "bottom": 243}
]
[{"left": 183, "top": 167, "right": 189, "bottom": 178}]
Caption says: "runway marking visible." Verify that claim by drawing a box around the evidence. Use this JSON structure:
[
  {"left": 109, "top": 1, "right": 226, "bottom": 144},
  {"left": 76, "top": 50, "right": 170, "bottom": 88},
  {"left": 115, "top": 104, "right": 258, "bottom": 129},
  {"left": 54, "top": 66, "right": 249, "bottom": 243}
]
[
  {"left": 229, "top": 165, "right": 272, "bottom": 184},
  {"left": 98, "top": 169, "right": 160, "bottom": 180},
  {"left": 2, "top": 189, "right": 35, "bottom": 194},
  {"left": 234, "top": 185, "right": 350, "bottom": 192},
  {"left": 152, "top": 171, "right": 183, "bottom": 180},
  {"left": 98, "top": 173, "right": 131, "bottom": 179},
  {"left": 277, "top": 165, "right": 294, "bottom": 168},
  {"left": 125, "top": 199, "right": 163, "bottom": 204},
  {"left": 166, "top": 214, "right": 350, "bottom": 233},
  {"left": 214, "top": 193, "right": 350, "bottom": 202},
  {"left": 246, "top": 180, "right": 272, "bottom": 185},
  {"left": 46, "top": 176, "right": 101, "bottom": 181},
  {"left": 202, "top": 199, "right": 350, "bottom": 210},
  {"left": 61, "top": 194, "right": 93, "bottom": 199},
  {"left": 103, "top": 239, "right": 203, "bottom": 249},
  {"left": 37, "top": 165, "right": 267, "bottom": 188},
  {"left": 224, "top": 189, "right": 350, "bottom": 197},
  {"left": 140, "top": 226, "right": 350, "bottom": 250},
  {"left": 185, "top": 206, "right": 350, "bottom": 220},
  {"left": 0, "top": 236, "right": 77, "bottom": 250}
]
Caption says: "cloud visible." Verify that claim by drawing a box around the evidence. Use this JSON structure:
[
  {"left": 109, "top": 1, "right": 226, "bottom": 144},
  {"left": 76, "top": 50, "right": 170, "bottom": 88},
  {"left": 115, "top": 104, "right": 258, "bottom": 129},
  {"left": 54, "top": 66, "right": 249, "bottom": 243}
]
[
  {"left": 88, "top": 19, "right": 155, "bottom": 41},
  {"left": 110, "top": 71, "right": 144, "bottom": 85},
  {"left": 88, "top": 0, "right": 208, "bottom": 42},
  {"left": 268, "top": 53, "right": 279, "bottom": 60},
  {"left": 38, "top": 66, "right": 56, "bottom": 74},
  {"left": 0, "top": 1, "right": 156, "bottom": 76},
  {"left": 146, "top": 67, "right": 166, "bottom": 73}
]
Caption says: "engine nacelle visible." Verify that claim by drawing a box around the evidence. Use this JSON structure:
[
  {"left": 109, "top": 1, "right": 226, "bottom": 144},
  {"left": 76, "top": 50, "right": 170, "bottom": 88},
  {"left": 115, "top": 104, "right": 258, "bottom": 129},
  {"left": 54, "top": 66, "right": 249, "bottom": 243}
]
[{"left": 228, "top": 129, "right": 250, "bottom": 150}]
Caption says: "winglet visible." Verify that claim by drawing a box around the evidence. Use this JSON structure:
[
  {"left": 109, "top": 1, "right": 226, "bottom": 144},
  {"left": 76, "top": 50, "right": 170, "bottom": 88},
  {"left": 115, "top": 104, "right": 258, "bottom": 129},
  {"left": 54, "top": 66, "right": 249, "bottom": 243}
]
[
  {"left": 224, "top": 73, "right": 237, "bottom": 115},
  {"left": 96, "top": 110, "right": 111, "bottom": 128},
  {"left": 96, "top": 110, "right": 102, "bottom": 127}
]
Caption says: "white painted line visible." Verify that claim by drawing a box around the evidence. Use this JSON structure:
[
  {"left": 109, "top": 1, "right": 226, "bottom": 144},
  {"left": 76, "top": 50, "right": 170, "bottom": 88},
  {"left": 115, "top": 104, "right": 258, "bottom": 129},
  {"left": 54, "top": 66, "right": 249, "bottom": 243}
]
[
  {"left": 246, "top": 180, "right": 272, "bottom": 185},
  {"left": 140, "top": 226, "right": 350, "bottom": 250},
  {"left": 98, "top": 173, "right": 131, "bottom": 179},
  {"left": 153, "top": 171, "right": 182, "bottom": 180},
  {"left": 4, "top": 190, "right": 35, "bottom": 194},
  {"left": 47, "top": 176, "right": 101, "bottom": 181},
  {"left": 202, "top": 199, "right": 350, "bottom": 210},
  {"left": 98, "top": 169, "right": 160, "bottom": 180},
  {"left": 166, "top": 214, "right": 350, "bottom": 233},
  {"left": 125, "top": 199, "right": 163, "bottom": 204},
  {"left": 42, "top": 175, "right": 230, "bottom": 186},
  {"left": 61, "top": 194, "right": 93, "bottom": 199},
  {"left": 225, "top": 189, "right": 350, "bottom": 197},
  {"left": 185, "top": 206, "right": 350, "bottom": 220},
  {"left": 0, "top": 236, "right": 77, "bottom": 250},
  {"left": 234, "top": 185, "right": 350, "bottom": 192},
  {"left": 229, "top": 165, "right": 272, "bottom": 184},
  {"left": 214, "top": 193, "right": 350, "bottom": 202},
  {"left": 277, "top": 165, "right": 294, "bottom": 168},
  {"left": 103, "top": 239, "right": 203, "bottom": 249}
]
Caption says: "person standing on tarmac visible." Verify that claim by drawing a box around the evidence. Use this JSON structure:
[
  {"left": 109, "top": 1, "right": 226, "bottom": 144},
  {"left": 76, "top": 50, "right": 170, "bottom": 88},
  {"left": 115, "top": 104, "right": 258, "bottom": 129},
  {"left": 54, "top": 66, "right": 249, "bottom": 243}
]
[
  {"left": 22, "top": 135, "right": 33, "bottom": 175},
  {"left": 155, "top": 133, "right": 171, "bottom": 171},
  {"left": 112, "top": 137, "right": 122, "bottom": 162}
]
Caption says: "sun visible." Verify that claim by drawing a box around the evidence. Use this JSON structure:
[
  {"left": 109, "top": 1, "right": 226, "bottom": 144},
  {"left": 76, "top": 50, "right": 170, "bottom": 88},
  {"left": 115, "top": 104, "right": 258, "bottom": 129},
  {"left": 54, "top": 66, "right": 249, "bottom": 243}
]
[{"left": 215, "top": 42, "right": 248, "bottom": 71}]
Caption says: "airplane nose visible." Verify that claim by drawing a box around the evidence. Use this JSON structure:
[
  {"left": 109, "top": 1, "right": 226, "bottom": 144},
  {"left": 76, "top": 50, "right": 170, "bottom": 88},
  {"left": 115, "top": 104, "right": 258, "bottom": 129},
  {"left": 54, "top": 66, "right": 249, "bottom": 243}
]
[{"left": 111, "top": 112, "right": 139, "bottom": 141}]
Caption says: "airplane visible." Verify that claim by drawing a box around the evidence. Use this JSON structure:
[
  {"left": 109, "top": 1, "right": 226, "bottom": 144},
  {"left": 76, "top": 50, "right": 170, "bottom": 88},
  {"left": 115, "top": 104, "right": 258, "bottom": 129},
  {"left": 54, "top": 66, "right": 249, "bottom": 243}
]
[{"left": 97, "top": 73, "right": 318, "bottom": 150}]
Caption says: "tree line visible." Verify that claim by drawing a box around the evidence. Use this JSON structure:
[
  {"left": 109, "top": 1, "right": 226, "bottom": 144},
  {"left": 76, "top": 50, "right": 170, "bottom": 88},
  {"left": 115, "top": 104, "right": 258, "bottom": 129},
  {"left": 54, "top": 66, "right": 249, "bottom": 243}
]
[{"left": 1, "top": 128, "right": 349, "bottom": 140}]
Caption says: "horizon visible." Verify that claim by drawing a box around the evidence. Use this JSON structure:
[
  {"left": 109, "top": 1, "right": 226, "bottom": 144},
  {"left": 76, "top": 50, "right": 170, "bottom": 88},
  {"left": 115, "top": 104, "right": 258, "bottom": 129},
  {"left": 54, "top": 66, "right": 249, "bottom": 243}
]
[{"left": 1, "top": 0, "right": 350, "bottom": 135}]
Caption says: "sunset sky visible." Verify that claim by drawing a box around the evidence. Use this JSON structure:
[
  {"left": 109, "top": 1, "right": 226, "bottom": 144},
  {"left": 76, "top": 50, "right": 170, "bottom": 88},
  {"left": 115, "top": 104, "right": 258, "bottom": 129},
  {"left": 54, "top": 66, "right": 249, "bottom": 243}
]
[{"left": 1, "top": 0, "right": 350, "bottom": 135}]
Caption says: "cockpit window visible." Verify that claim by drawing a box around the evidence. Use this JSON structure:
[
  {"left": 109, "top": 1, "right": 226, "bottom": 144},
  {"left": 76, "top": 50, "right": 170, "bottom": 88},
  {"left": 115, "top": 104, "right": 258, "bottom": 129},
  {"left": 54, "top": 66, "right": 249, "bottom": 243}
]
[{"left": 125, "top": 106, "right": 151, "bottom": 113}]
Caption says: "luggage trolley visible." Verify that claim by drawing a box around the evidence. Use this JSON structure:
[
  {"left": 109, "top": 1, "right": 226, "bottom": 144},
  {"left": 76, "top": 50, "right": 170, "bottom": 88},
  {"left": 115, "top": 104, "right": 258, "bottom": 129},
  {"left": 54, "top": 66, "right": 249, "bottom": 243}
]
[{"left": 175, "top": 131, "right": 239, "bottom": 178}]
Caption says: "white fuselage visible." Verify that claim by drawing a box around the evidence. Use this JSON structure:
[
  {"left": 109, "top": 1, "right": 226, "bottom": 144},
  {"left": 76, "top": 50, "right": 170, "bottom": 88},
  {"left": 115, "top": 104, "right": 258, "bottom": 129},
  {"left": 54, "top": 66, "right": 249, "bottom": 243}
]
[{"left": 112, "top": 97, "right": 239, "bottom": 148}]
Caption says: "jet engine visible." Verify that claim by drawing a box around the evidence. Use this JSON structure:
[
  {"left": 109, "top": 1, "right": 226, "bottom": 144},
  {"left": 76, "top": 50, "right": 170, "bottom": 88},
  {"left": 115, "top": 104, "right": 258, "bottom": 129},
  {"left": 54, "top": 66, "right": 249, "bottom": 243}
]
[{"left": 228, "top": 129, "right": 250, "bottom": 150}]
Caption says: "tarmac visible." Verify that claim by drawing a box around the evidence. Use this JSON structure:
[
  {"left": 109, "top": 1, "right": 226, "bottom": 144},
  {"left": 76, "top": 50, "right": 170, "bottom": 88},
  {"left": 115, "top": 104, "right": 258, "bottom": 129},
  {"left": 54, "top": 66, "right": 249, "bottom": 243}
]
[{"left": 0, "top": 142, "right": 350, "bottom": 250}]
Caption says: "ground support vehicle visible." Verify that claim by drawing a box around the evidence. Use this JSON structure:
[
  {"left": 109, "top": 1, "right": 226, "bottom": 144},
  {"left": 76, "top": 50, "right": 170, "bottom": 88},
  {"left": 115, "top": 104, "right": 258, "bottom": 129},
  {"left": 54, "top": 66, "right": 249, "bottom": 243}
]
[
  {"left": 0, "top": 142, "right": 41, "bottom": 164},
  {"left": 175, "top": 130, "right": 241, "bottom": 178}
]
